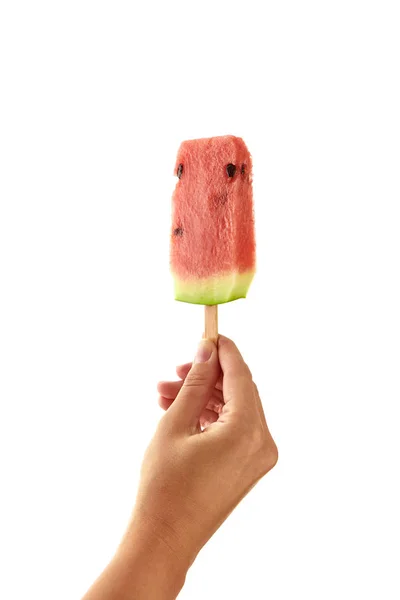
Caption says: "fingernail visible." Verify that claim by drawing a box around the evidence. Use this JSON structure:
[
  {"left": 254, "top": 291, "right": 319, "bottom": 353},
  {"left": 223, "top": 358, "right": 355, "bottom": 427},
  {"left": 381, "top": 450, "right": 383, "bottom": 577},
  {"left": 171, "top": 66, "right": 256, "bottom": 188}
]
[{"left": 194, "top": 340, "right": 214, "bottom": 363}]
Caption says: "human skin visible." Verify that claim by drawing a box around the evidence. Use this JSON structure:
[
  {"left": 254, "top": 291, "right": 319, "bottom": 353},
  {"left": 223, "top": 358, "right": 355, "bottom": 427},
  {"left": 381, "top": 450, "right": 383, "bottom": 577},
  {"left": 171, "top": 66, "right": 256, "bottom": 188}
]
[{"left": 82, "top": 335, "right": 278, "bottom": 599}]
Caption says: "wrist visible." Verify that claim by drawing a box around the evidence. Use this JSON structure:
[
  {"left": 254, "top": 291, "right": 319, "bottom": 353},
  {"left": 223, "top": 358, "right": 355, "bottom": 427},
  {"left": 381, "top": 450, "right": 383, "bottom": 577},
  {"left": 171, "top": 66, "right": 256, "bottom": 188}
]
[{"left": 114, "top": 512, "right": 192, "bottom": 599}]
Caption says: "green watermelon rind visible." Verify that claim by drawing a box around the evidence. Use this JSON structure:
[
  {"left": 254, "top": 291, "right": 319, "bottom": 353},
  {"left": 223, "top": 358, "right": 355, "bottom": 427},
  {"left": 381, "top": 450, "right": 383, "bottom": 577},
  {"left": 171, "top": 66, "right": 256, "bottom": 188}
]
[{"left": 173, "top": 270, "right": 255, "bottom": 306}]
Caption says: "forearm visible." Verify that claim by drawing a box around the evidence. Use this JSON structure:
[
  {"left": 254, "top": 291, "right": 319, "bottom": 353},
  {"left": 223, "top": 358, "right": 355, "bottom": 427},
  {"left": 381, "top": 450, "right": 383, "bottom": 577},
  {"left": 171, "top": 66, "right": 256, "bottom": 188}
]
[{"left": 82, "top": 517, "right": 189, "bottom": 600}]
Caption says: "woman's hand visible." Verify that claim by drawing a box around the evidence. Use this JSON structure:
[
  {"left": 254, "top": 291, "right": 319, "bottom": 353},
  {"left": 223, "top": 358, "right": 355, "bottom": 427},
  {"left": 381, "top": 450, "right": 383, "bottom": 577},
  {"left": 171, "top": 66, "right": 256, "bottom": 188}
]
[
  {"left": 82, "top": 335, "right": 278, "bottom": 600},
  {"left": 132, "top": 335, "right": 277, "bottom": 563}
]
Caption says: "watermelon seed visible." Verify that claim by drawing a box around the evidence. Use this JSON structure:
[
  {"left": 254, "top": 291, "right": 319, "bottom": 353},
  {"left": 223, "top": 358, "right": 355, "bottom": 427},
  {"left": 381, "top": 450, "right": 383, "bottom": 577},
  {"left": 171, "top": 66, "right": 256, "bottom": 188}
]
[
  {"left": 241, "top": 164, "right": 246, "bottom": 175},
  {"left": 226, "top": 163, "right": 236, "bottom": 177},
  {"left": 177, "top": 164, "right": 183, "bottom": 179},
  {"left": 173, "top": 227, "right": 183, "bottom": 236}
]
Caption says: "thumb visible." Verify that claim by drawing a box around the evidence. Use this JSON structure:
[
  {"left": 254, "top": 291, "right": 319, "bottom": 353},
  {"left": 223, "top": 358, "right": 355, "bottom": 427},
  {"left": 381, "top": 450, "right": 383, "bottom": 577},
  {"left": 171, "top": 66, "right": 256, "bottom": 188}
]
[{"left": 166, "top": 339, "right": 220, "bottom": 432}]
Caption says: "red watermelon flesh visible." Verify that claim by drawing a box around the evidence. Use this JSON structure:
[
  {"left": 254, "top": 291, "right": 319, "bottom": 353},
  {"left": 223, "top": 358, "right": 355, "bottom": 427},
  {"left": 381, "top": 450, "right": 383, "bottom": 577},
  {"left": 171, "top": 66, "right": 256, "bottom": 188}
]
[{"left": 170, "top": 135, "right": 256, "bottom": 305}]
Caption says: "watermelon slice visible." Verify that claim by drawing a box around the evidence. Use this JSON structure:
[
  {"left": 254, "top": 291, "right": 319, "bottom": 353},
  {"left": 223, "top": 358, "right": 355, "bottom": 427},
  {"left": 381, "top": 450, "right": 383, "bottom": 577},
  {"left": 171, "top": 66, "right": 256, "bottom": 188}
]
[{"left": 170, "top": 135, "right": 255, "bottom": 305}]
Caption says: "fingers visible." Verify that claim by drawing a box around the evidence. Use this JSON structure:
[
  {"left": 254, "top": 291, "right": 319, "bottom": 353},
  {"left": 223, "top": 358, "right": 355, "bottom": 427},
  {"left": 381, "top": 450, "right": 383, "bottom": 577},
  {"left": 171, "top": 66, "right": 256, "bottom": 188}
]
[
  {"left": 164, "top": 339, "right": 220, "bottom": 433},
  {"left": 157, "top": 379, "right": 223, "bottom": 403},
  {"left": 157, "top": 379, "right": 184, "bottom": 399},
  {"left": 159, "top": 396, "right": 221, "bottom": 432},
  {"left": 176, "top": 362, "right": 223, "bottom": 391},
  {"left": 158, "top": 395, "right": 173, "bottom": 411},
  {"left": 217, "top": 336, "right": 255, "bottom": 412},
  {"left": 253, "top": 383, "right": 276, "bottom": 454},
  {"left": 159, "top": 336, "right": 259, "bottom": 430},
  {"left": 253, "top": 383, "right": 268, "bottom": 429},
  {"left": 176, "top": 363, "right": 191, "bottom": 380},
  {"left": 158, "top": 392, "right": 224, "bottom": 413},
  {"left": 199, "top": 409, "right": 219, "bottom": 429}
]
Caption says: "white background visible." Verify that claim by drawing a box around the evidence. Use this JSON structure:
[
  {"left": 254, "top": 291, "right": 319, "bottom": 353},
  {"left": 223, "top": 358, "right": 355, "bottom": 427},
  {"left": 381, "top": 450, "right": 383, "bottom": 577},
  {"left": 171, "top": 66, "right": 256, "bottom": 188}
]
[{"left": 1, "top": 1, "right": 399, "bottom": 598}]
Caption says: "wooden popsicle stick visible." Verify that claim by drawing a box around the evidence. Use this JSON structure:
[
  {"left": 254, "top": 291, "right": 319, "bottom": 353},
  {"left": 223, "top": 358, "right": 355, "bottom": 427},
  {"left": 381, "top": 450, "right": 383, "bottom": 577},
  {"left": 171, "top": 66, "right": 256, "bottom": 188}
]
[{"left": 204, "top": 305, "right": 218, "bottom": 343}]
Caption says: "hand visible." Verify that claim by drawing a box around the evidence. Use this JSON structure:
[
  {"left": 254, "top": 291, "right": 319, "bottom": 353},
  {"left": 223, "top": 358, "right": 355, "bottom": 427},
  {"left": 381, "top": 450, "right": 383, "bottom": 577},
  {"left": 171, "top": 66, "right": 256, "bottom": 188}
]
[
  {"left": 82, "top": 335, "right": 278, "bottom": 600},
  {"left": 132, "top": 336, "right": 277, "bottom": 562}
]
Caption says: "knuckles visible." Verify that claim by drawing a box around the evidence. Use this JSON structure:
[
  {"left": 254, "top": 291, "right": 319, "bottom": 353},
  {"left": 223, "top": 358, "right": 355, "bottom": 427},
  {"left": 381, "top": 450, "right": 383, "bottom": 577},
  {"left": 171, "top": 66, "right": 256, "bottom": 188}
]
[
  {"left": 260, "top": 440, "right": 279, "bottom": 474},
  {"left": 245, "top": 427, "right": 279, "bottom": 477},
  {"left": 183, "top": 369, "right": 211, "bottom": 389}
]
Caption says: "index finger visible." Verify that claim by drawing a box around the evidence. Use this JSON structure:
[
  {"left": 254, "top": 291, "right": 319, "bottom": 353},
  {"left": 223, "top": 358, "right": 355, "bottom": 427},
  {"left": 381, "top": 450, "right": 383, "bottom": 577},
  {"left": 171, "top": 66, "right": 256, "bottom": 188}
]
[{"left": 217, "top": 335, "right": 255, "bottom": 411}]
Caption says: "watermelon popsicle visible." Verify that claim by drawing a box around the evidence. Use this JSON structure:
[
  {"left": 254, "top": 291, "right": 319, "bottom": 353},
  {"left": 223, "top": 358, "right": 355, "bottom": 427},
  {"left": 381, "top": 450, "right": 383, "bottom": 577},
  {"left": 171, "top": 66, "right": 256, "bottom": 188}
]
[{"left": 170, "top": 135, "right": 255, "bottom": 340}]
